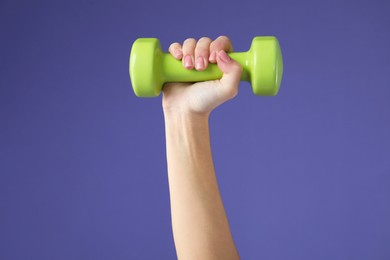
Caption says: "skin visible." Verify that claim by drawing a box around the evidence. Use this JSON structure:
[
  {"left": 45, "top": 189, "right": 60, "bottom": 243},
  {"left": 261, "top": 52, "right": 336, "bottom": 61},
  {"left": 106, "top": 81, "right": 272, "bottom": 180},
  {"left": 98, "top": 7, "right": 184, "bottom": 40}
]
[{"left": 163, "top": 36, "right": 242, "bottom": 260}]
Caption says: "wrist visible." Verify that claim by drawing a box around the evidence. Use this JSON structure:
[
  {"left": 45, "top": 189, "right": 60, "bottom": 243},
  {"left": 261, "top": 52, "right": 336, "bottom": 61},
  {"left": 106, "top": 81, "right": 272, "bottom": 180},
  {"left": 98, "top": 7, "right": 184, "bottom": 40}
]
[
  {"left": 163, "top": 109, "right": 210, "bottom": 123},
  {"left": 163, "top": 110, "right": 211, "bottom": 144}
]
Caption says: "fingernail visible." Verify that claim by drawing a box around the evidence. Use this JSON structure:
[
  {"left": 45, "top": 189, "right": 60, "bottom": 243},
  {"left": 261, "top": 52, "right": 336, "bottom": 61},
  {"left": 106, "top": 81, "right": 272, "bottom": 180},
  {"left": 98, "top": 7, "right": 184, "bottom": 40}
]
[
  {"left": 195, "top": 56, "right": 205, "bottom": 70},
  {"left": 174, "top": 49, "right": 182, "bottom": 58},
  {"left": 184, "top": 55, "right": 193, "bottom": 69},
  {"left": 209, "top": 51, "right": 216, "bottom": 62},
  {"left": 218, "top": 50, "right": 231, "bottom": 63}
]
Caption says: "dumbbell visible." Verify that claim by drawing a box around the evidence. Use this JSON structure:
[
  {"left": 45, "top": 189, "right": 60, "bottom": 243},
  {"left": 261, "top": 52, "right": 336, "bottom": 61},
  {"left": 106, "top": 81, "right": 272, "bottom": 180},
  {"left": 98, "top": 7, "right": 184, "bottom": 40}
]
[{"left": 129, "top": 36, "right": 283, "bottom": 97}]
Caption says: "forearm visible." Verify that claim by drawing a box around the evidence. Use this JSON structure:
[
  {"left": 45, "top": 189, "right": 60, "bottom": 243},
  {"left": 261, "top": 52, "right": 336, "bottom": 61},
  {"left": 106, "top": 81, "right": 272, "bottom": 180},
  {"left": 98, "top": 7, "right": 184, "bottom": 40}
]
[{"left": 164, "top": 111, "right": 239, "bottom": 260}]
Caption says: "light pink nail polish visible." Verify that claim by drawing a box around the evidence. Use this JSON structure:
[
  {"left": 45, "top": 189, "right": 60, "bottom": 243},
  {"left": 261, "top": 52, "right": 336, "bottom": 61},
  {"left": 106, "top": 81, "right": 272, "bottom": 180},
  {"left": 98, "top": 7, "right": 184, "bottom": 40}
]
[
  {"left": 196, "top": 57, "right": 204, "bottom": 70},
  {"left": 184, "top": 55, "right": 193, "bottom": 69},
  {"left": 218, "top": 50, "right": 231, "bottom": 63}
]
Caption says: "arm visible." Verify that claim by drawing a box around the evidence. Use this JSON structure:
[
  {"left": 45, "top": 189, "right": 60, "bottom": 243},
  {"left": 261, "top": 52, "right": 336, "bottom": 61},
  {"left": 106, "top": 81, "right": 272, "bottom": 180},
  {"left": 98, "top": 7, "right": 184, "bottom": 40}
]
[{"left": 163, "top": 36, "right": 242, "bottom": 260}]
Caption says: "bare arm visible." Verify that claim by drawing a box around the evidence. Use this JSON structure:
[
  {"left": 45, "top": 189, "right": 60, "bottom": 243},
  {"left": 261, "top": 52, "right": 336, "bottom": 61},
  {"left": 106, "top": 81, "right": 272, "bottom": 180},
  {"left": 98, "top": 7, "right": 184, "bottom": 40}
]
[{"left": 163, "top": 36, "right": 242, "bottom": 260}]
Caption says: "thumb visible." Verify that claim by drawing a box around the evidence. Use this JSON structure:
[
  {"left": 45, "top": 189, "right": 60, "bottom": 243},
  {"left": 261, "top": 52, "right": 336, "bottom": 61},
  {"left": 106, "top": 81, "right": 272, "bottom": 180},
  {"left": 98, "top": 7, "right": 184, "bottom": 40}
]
[{"left": 216, "top": 50, "right": 242, "bottom": 99}]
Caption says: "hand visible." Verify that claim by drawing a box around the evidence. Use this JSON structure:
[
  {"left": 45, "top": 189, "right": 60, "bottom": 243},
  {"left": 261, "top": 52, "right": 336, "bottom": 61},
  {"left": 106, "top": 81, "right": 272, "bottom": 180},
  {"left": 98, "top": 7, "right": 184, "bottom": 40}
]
[{"left": 162, "top": 36, "right": 243, "bottom": 116}]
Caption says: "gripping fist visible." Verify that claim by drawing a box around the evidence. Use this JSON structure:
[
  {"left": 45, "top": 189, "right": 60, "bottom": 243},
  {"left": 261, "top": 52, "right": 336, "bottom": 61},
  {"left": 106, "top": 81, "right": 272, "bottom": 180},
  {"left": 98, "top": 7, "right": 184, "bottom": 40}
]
[{"left": 162, "top": 36, "right": 242, "bottom": 115}]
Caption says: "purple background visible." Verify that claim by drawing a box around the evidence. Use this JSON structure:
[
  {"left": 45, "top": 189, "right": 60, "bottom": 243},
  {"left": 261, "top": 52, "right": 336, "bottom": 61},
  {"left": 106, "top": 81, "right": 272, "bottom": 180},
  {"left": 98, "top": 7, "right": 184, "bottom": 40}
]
[{"left": 1, "top": 0, "right": 389, "bottom": 259}]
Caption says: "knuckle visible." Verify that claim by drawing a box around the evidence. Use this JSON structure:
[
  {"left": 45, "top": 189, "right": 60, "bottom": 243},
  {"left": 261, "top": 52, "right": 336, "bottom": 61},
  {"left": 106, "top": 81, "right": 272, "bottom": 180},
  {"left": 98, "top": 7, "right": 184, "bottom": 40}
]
[
  {"left": 183, "top": 38, "right": 196, "bottom": 45},
  {"left": 198, "top": 36, "right": 212, "bottom": 43},
  {"left": 195, "top": 50, "right": 208, "bottom": 59},
  {"left": 195, "top": 45, "right": 209, "bottom": 55},
  {"left": 214, "top": 35, "right": 232, "bottom": 51},
  {"left": 210, "top": 40, "right": 220, "bottom": 49},
  {"left": 217, "top": 35, "right": 229, "bottom": 41},
  {"left": 169, "top": 42, "right": 179, "bottom": 50}
]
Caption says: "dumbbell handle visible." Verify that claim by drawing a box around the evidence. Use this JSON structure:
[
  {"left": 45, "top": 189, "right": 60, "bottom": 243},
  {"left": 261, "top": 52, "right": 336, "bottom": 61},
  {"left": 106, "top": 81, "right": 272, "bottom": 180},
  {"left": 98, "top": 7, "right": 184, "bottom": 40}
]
[{"left": 161, "top": 52, "right": 250, "bottom": 83}]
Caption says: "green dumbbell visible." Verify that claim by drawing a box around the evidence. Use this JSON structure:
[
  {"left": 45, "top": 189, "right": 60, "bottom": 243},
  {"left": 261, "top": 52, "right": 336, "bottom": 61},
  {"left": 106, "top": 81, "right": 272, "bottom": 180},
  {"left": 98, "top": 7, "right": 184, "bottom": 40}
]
[{"left": 129, "top": 36, "right": 283, "bottom": 97}]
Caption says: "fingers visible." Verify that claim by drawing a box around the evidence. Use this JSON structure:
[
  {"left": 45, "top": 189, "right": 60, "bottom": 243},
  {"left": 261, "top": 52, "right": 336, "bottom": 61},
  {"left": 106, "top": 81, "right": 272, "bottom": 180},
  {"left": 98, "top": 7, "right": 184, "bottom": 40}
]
[
  {"left": 209, "top": 36, "right": 233, "bottom": 63},
  {"left": 216, "top": 50, "right": 242, "bottom": 100},
  {"left": 168, "top": 42, "right": 183, "bottom": 59},
  {"left": 182, "top": 38, "right": 196, "bottom": 69},
  {"left": 168, "top": 36, "right": 234, "bottom": 70},
  {"left": 194, "top": 37, "right": 212, "bottom": 71}
]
